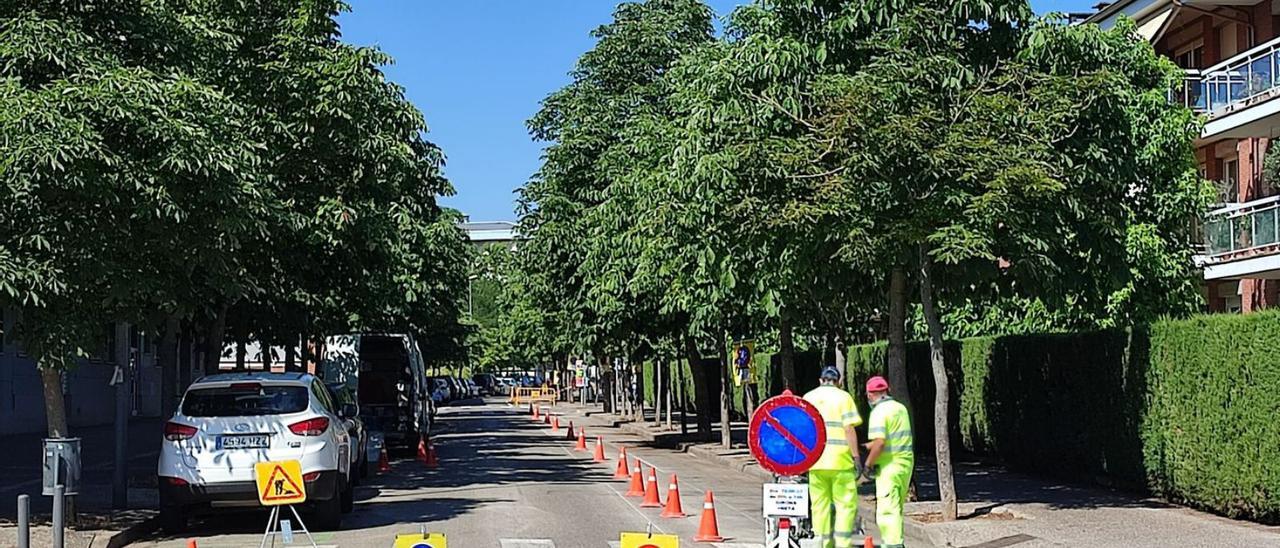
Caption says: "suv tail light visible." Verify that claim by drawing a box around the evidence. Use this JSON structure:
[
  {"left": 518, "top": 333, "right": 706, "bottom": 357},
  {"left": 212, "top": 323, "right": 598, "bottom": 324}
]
[
  {"left": 303, "top": 471, "right": 321, "bottom": 481},
  {"left": 164, "top": 421, "right": 198, "bottom": 441},
  {"left": 288, "top": 417, "right": 329, "bottom": 436}
]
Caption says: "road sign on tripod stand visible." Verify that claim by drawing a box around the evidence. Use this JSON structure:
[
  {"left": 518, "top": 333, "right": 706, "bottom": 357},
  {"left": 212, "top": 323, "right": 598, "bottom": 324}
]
[{"left": 748, "top": 390, "right": 827, "bottom": 548}]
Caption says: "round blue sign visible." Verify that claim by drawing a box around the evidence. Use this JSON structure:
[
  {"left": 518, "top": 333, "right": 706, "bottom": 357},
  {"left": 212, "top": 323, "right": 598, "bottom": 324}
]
[{"left": 748, "top": 392, "right": 827, "bottom": 476}]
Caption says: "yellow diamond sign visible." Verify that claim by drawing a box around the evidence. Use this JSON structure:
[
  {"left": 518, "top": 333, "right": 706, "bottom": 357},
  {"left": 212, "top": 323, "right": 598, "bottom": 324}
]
[{"left": 254, "top": 460, "right": 306, "bottom": 506}]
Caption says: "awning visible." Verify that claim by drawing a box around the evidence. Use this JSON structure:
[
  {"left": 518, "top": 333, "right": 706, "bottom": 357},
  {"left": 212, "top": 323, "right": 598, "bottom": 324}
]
[{"left": 1137, "top": 6, "right": 1176, "bottom": 42}]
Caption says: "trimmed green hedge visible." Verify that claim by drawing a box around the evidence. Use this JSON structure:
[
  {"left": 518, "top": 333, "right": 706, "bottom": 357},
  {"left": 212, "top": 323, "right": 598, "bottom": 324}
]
[{"left": 840, "top": 312, "right": 1280, "bottom": 523}]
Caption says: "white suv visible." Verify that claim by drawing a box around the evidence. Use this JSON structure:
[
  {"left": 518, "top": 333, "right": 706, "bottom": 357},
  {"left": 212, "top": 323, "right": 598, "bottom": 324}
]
[{"left": 157, "top": 372, "right": 354, "bottom": 532}]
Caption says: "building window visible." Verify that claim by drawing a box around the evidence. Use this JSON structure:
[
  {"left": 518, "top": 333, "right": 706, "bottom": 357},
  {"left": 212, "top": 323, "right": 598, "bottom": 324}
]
[
  {"left": 1174, "top": 43, "right": 1204, "bottom": 69},
  {"left": 1217, "top": 157, "right": 1240, "bottom": 203}
]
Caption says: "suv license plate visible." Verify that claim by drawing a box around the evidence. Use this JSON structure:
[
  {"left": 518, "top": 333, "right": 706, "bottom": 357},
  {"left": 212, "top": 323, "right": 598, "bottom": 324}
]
[{"left": 219, "top": 434, "right": 270, "bottom": 449}]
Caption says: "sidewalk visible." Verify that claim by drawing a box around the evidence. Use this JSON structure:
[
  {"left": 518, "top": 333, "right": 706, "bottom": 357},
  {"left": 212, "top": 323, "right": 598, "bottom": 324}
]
[
  {"left": 0, "top": 419, "right": 162, "bottom": 548},
  {"left": 557, "top": 401, "right": 1280, "bottom": 548},
  {"left": 906, "top": 460, "right": 1280, "bottom": 548}
]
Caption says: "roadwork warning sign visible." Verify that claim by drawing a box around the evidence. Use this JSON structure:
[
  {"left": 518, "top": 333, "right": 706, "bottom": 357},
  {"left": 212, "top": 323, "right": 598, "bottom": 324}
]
[
  {"left": 620, "top": 532, "right": 679, "bottom": 548},
  {"left": 254, "top": 460, "right": 307, "bottom": 506}
]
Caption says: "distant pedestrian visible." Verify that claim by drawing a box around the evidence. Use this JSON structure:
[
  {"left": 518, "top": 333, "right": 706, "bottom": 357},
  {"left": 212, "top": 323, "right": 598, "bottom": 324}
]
[
  {"left": 803, "top": 366, "right": 864, "bottom": 548},
  {"left": 860, "top": 376, "right": 913, "bottom": 548}
]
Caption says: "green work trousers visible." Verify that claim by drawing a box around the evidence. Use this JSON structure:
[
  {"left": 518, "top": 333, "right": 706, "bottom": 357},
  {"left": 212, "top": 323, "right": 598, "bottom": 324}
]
[
  {"left": 875, "top": 460, "right": 913, "bottom": 548},
  {"left": 809, "top": 468, "right": 858, "bottom": 548}
]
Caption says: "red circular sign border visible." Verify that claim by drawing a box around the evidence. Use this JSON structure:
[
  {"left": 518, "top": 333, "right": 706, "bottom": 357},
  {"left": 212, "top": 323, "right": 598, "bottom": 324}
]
[{"left": 748, "top": 393, "right": 827, "bottom": 476}]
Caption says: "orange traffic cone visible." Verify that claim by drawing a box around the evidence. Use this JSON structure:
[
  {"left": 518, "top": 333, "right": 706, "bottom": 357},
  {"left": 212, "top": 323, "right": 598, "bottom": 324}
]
[
  {"left": 377, "top": 446, "right": 391, "bottom": 473},
  {"left": 565, "top": 421, "right": 576, "bottom": 440},
  {"left": 532, "top": 405, "right": 540, "bottom": 420},
  {"left": 640, "top": 466, "right": 663, "bottom": 508},
  {"left": 421, "top": 440, "right": 439, "bottom": 468},
  {"left": 864, "top": 536, "right": 876, "bottom": 548},
  {"left": 592, "top": 436, "right": 607, "bottom": 462},
  {"left": 693, "top": 491, "right": 725, "bottom": 542},
  {"left": 186, "top": 540, "right": 197, "bottom": 548},
  {"left": 417, "top": 438, "right": 429, "bottom": 464},
  {"left": 625, "top": 461, "right": 645, "bottom": 497},
  {"left": 552, "top": 416, "right": 560, "bottom": 433},
  {"left": 543, "top": 412, "right": 551, "bottom": 424},
  {"left": 660, "top": 474, "right": 686, "bottom": 517},
  {"left": 613, "top": 447, "right": 630, "bottom": 480},
  {"left": 574, "top": 429, "right": 588, "bottom": 451}
]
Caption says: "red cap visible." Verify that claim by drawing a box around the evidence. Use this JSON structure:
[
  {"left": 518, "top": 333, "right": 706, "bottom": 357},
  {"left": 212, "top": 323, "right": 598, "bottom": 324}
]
[{"left": 866, "top": 376, "right": 890, "bottom": 392}]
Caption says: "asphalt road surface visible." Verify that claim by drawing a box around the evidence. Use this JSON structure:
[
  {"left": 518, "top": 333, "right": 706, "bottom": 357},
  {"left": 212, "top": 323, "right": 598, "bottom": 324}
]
[{"left": 127, "top": 398, "right": 768, "bottom": 548}]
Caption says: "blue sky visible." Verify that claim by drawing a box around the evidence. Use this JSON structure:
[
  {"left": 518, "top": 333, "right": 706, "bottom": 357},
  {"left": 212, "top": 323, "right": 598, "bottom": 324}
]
[{"left": 338, "top": 1, "right": 1096, "bottom": 222}]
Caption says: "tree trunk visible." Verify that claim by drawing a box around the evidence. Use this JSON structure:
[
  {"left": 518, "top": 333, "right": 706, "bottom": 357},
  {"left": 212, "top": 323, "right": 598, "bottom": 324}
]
[
  {"left": 654, "top": 359, "right": 664, "bottom": 427},
  {"left": 203, "top": 303, "right": 228, "bottom": 375},
  {"left": 634, "top": 358, "right": 645, "bottom": 423},
  {"left": 158, "top": 315, "right": 180, "bottom": 418},
  {"left": 779, "top": 312, "right": 797, "bottom": 391},
  {"left": 677, "top": 355, "right": 688, "bottom": 436},
  {"left": 887, "top": 266, "right": 913, "bottom": 411},
  {"left": 919, "top": 245, "right": 957, "bottom": 521},
  {"left": 40, "top": 367, "right": 69, "bottom": 438},
  {"left": 833, "top": 335, "right": 846, "bottom": 378},
  {"left": 665, "top": 358, "right": 674, "bottom": 431},
  {"left": 719, "top": 340, "right": 731, "bottom": 449},
  {"left": 684, "top": 335, "right": 712, "bottom": 440}
]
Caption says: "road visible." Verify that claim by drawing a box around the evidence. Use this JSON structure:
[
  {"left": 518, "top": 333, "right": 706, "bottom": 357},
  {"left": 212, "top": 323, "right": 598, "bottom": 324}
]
[{"left": 128, "top": 398, "right": 769, "bottom": 548}]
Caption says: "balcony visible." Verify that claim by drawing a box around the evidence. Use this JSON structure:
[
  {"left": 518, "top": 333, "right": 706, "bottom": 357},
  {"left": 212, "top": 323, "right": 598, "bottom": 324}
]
[
  {"left": 1202, "top": 195, "right": 1280, "bottom": 280},
  {"left": 1184, "top": 36, "right": 1280, "bottom": 141}
]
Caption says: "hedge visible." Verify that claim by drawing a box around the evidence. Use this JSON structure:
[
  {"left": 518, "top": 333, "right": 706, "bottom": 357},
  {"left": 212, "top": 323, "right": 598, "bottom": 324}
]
[
  {"left": 629, "top": 311, "right": 1280, "bottom": 523},
  {"left": 841, "top": 312, "right": 1280, "bottom": 523}
]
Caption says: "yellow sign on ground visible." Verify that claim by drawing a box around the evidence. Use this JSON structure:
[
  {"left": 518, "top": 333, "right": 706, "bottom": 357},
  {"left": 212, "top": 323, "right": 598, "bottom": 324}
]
[
  {"left": 620, "top": 532, "right": 679, "bottom": 548},
  {"left": 393, "top": 533, "right": 448, "bottom": 548},
  {"left": 254, "top": 460, "right": 307, "bottom": 506}
]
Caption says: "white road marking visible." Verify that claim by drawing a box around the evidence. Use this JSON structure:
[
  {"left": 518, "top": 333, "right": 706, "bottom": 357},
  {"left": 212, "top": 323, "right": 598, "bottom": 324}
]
[{"left": 500, "top": 539, "right": 557, "bottom": 548}]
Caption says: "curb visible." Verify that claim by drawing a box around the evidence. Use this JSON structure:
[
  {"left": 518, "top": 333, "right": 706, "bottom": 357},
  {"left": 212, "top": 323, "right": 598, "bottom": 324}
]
[
  {"left": 903, "top": 518, "right": 946, "bottom": 548},
  {"left": 100, "top": 515, "right": 159, "bottom": 548}
]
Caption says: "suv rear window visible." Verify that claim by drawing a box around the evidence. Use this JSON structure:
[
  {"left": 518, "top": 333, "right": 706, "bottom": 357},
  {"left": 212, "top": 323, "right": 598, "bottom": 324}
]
[{"left": 182, "top": 385, "right": 309, "bottom": 417}]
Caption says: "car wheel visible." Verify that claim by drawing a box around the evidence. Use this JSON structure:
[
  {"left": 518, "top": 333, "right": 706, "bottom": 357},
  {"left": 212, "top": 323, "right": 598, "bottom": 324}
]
[
  {"left": 340, "top": 475, "right": 355, "bottom": 514},
  {"left": 315, "top": 492, "right": 343, "bottom": 530},
  {"left": 159, "top": 505, "right": 187, "bottom": 534}
]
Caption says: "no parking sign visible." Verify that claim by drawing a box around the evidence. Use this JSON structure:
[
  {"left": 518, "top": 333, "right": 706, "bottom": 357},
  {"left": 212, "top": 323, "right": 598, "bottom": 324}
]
[{"left": 747, "top": 390, "right": 827, "bottom": 476}]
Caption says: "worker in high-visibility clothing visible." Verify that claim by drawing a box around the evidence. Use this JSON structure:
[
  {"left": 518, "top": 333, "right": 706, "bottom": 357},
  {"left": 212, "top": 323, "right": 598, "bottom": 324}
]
[
  {"left": 860, "top": 375, "right": 913, "bottom": 548},
  {"left": 802, "top": 366, "right": 863, "bottom": 548}
]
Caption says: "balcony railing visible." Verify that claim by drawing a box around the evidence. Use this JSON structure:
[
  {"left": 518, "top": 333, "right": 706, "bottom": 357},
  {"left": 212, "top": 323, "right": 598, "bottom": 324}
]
[
  {"left": 1204, "top": 195, "right": 1280, "bottom": 258},
  {"left": 1184, "top": 36, "right": 1280, "bottom": 116}
]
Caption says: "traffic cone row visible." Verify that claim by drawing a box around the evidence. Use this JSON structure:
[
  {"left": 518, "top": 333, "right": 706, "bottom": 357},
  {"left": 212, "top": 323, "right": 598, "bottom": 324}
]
[{"left": 554, "top": 417, "right": 723, "bottom": 544}]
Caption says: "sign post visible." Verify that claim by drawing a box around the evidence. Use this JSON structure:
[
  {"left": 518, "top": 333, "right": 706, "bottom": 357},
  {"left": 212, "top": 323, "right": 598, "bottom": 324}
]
[
  {"left": 620, "top": 531, "right": 679, "bottom": 548},
  {"left": 253, "top": 460, "right": 318, "bottom": 548},
  {"left": 747, "top": 391, "right": 827, "bottom": 548}
]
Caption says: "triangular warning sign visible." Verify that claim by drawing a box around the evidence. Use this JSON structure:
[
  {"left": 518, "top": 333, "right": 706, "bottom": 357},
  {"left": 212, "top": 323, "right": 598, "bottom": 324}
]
[{"left": 260, "top": 464, "right": 305, "bottom": 502}]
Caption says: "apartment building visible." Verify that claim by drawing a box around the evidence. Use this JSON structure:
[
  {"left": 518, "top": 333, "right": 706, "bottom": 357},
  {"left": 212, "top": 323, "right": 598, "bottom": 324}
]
[{"left": 1090, "top": 0, "right": 1280, "bottom": 312}]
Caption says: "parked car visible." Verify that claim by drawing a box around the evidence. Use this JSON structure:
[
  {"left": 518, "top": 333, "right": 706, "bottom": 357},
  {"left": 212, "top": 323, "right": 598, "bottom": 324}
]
[
  {"left": 427, "top": 376, "right": 452, "bottom": 404},
  {"left": 158, "top": 372, "right": 354, "bottom": 532},
  {"left": 322, "top": 333, "right": 431, "bottom": 451},
  {"left": 448, "top": 376, "right": 467, "bottom": 401},
  {"left": 473, "top": 374, "right": 496, "bottom": 395},
  {"left": 465, "top": 379, "right": 481, "bottom": 398},
  {"left": 325, "top": 381, "right": 368, "bottom": 481}
]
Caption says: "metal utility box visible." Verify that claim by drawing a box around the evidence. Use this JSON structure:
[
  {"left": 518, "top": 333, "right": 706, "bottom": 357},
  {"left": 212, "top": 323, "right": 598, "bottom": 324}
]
[{"left": 42, "top": 438, "right": 81, "bottom": 496}]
